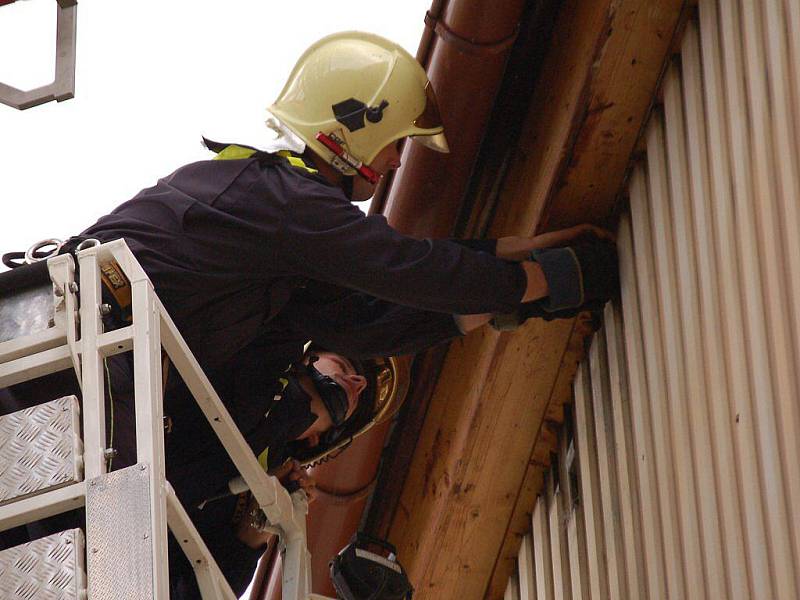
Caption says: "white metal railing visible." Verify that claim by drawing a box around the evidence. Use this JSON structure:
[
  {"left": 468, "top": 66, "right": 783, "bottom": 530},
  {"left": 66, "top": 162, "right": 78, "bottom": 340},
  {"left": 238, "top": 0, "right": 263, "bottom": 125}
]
[
  {"left": 0, "top": 239, "right": 332, "bottom": 600},
  {"left": 0, "top": 0, "right": 78, "bottom": 110}
]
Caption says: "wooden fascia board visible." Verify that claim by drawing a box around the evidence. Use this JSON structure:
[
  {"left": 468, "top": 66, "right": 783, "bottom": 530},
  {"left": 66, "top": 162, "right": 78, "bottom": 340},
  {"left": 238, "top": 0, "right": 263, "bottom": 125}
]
[
  {"left": 492, "top": 0, "right": 688, "bottom": 236},
  {"left": 483, "top": 317, "right": 592, "bottom": 599},
  {"left": 385, "top": 1, "right": 687, "bottom": 599},
  {"left": 389, "top": 320, "right": 577, "bottom": 597}
]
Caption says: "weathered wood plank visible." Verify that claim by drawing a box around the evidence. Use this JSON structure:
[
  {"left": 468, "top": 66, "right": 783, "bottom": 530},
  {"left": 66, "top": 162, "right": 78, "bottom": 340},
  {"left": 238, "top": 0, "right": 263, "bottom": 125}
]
[
  {"left": 490, "top": 0, "right": 687, "bottom": 236},
  {"left": 483, "top": 314, "right": 592, "bottom": 600},
  {"left": 390, "top": 319, "right": 573, "bottom": 597},
  {"left": 385, "top": 1, "right": 686, "bottom": 598}
]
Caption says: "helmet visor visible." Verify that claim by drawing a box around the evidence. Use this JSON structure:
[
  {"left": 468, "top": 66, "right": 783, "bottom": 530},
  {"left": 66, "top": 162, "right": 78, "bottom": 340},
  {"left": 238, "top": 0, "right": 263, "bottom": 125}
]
[
  {"left": 414, "top": 81, "right": 443, "bottom": 129},
  {"left": 412, "top": 82, "right": 450, "bottom": 153}
]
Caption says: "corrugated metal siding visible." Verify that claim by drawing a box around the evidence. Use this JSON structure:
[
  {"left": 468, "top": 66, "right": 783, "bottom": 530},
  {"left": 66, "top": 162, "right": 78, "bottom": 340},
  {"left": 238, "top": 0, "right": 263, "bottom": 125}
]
[{"left": 503, "top": 1, "right": 800, "bottom": 598}]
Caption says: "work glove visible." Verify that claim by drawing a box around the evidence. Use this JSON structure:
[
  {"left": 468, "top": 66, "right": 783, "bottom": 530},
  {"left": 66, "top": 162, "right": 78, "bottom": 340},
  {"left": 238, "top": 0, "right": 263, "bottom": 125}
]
[
  {"left": 491, "top": 238, "right": 618, "bottom": 331},
  {"left": 491, "top": 298, "right": 607, "bottom": 331}
]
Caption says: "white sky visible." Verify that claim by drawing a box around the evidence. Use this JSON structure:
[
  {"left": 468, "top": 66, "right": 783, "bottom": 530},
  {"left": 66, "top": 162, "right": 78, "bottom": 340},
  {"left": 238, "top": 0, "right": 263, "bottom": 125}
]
[{"left": 0, "top": 0, "right": 429, "bottom": 270}]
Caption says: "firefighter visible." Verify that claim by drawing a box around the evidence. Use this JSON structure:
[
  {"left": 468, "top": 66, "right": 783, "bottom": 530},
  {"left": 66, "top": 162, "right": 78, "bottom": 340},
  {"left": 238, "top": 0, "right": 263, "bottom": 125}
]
[
  {"left": 166, "top": 345, "right": 406, "bottom": 599},
  {"left": 75, "top": 31, "right": 616, "bottom": 376},
  {"left": 0, "top": 337, "right": 395, "bottom": 598}
]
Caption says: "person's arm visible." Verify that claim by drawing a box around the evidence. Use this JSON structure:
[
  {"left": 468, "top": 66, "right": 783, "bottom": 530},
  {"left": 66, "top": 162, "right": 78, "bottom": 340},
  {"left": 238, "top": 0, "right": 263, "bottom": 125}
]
[
  {"left": 272, "top": 288, "right": 464, "bottom": 358},
  {"left": 495, "top": 225, "right": 616, "bottom": 261},
  {"left": 271, "top": 226, "right": 615, "bottom": 353},
  {"left": 446, "top": 225, "right": 614, "bottom": 262},
  {"left": 449, "top": 225, "right": 615, "bottom": 321},
  {"left": 277, "top": 191, "right": 532, "bottom": 315},
  {"left": 445, "top": 238, "right": 498, "bottom": 255}
]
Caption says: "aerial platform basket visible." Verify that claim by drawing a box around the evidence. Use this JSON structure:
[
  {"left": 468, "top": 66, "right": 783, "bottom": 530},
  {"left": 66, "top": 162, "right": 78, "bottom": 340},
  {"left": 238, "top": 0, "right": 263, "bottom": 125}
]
[{"left": 0, "top": 240, "right": 328, "bottom": 600}]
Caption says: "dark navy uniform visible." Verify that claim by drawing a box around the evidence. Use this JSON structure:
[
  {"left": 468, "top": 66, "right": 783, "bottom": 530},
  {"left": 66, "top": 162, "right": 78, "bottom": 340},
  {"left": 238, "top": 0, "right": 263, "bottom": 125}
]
[
  {"left": 81, "top": 154, "right": 525, "bottom": 371},
  {"left": 256, "top": 238, "right": 493, "bottom": 359}
]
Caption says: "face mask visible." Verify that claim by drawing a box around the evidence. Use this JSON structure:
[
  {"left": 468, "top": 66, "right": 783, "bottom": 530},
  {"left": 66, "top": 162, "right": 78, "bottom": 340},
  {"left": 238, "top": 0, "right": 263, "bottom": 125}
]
[
  {"left": 284, "top": 357, "right": 362, "bottom": 462},
  {"left": 267, "top": 374, "right": 319, "bottom": 444}
]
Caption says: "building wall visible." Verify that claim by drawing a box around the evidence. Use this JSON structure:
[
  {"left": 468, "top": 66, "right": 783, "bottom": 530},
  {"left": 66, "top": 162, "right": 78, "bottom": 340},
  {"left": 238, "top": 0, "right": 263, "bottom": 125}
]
[{"left": 504, "top": 1, "right": 800, "bottom": 598}]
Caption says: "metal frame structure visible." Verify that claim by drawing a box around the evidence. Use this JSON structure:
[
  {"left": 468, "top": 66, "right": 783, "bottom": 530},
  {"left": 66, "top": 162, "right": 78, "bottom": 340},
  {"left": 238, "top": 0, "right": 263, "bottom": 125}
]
[
  {"left": 0, "top": 239, "right": 334, "bottom": 599},
  {"left": 0, "top": 0, "right": 77, "bottom": 110}
]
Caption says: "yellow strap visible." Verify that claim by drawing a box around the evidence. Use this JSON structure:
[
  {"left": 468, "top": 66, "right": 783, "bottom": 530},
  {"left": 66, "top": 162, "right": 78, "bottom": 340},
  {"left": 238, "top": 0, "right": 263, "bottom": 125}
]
[
  {"left": 213, "top": 145, "right": 257, "bottom": 161},
  {"left": 277, "top": 150, "right": 318, "bottom": 174},
  {"left": 214, "top": 146, "right": 318, "bottom": 174},
  {"left": 257, "top": 447, "right": 269, "bottom": 470}
]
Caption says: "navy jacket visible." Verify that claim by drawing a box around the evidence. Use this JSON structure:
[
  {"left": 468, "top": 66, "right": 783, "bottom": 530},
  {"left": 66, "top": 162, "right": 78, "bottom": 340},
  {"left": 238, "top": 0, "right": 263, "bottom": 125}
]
[{"left": 82, "top": 156, "right": 525, "bottom": 371}]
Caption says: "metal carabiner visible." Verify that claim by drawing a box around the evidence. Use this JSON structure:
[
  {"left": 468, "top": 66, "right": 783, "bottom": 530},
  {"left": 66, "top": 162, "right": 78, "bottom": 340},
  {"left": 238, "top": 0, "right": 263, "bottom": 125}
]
[
  {"left": 24, "top": 238, "right": 64, "bottom": 264},
  {"left": 75, "top": 238, "right": 100, "bottom": 252}
]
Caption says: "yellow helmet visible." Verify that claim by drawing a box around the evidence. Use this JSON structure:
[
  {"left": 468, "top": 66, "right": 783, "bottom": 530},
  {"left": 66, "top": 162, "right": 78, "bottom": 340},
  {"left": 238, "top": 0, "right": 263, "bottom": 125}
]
[{"left": 269, "top": 31, "right": 449, "bottom": 181}]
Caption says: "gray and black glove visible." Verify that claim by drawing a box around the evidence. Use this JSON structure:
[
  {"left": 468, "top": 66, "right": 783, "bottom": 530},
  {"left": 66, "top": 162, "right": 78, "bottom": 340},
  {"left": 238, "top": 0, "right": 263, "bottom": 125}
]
[{"left": 492, "top": 238, "right": 618, "bottom": 331}]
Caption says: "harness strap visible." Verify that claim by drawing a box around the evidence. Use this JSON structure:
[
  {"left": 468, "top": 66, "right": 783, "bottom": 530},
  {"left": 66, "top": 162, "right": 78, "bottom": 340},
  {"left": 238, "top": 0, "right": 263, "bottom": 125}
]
[{"left": 56, "top": 236, "right": 133, "bottom": 324}]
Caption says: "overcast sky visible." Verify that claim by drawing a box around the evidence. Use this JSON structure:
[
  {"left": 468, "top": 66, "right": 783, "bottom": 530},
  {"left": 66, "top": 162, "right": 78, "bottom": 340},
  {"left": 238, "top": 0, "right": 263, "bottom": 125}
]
[{"left": 0, "top": 0, "right": 429, "bottom": 270}]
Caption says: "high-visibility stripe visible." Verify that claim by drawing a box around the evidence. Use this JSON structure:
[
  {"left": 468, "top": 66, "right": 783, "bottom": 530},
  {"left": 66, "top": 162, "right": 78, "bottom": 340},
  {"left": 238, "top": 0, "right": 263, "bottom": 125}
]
[
  {"left": 277, "top": 150, "right": 318, "bottom": 174},
  {"left": 213, "top": 145, "right": 258, "bottom": 161},
  {"left": 257, "top": 447, "right": 269, "bottom": 470},
  {"left": 213, "top": 145, "right": 318, "bottom": 174}
]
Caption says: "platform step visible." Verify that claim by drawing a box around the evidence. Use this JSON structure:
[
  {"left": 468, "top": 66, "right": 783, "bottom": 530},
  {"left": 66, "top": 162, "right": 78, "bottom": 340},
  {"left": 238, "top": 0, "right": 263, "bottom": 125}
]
[
  {"left": 0, "top": 528, "right": 86, "bottom": 599},
  {"left": 0, "top": 396, "right": 82, "bottom": 506}
]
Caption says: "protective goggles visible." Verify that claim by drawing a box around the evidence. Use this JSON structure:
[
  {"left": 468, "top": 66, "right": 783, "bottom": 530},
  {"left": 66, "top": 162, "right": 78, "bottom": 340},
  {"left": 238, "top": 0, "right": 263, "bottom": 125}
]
[{"left": 307, "top": 359, "right": 350, "bottom": 427}]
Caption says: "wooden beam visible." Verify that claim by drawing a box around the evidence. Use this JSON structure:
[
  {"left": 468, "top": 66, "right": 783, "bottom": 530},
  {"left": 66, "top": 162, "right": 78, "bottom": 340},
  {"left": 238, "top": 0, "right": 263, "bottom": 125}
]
[
  {"left": 384, "top": 1, "right": 686, "bottom": 599},
  {"left": 490, "top": 0, "right": 687, "bottom": 236},
  {"left": 483, "top": 316, "right": 594, "bottom": 600},
  {"left": 390, "top": 319, "right": 574, "bottom": 598}
]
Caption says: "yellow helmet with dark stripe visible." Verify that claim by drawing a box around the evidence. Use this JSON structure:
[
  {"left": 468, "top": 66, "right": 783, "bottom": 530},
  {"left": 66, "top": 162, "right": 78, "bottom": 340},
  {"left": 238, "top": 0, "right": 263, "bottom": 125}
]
[{"left": 270, "top": 32, "right": 449, "bottom": 178}]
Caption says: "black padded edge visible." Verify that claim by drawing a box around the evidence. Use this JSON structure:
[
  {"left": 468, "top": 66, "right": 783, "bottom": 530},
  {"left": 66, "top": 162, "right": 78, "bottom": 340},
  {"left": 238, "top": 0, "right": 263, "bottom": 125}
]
[{"left": 0, "top": 261, "right": 51, "bottom": 297}]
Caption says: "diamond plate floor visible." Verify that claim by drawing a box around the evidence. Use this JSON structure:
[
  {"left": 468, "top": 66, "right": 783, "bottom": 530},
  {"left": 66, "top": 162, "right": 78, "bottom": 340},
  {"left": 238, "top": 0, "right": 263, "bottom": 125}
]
[
  {"left": 0, "top": 396, "right": 81, "bottom": 506},
  {"left": 0, "top": 529, "right": 85, "bottom": 599}
]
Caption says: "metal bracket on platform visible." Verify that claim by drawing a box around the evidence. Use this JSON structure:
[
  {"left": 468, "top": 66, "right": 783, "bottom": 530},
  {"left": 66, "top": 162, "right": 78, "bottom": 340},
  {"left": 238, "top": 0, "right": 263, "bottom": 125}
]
[{"left": 0, "top": 0, "right": 77, "bottom": 110}]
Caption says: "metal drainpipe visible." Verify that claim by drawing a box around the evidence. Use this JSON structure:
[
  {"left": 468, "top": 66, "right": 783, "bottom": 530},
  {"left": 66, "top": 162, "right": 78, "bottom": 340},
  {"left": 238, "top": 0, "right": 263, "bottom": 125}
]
[
  {"left": 255, "top": 1, "right": 526, "bottom": 597},
  {"left": 380, "top": 0, "right": 526, "bottom": 236},
  {"left": 367, "top": 0, "right": 444, "bottom": 215}
]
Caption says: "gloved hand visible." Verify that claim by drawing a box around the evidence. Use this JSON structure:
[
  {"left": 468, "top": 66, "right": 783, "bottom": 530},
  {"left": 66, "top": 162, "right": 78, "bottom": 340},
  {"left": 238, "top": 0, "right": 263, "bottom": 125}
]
[
  {"left": 282, "top": 460, "right": 317, "bottom": 502},
  {"left": 534, "top": 237, "right": 618, "bottom": 310},
  {"left": 491, "top": 298, "right": 607, "bottom": 331},
  {"left": 491, "top": 237, "right": 618, "bottom": 331}
]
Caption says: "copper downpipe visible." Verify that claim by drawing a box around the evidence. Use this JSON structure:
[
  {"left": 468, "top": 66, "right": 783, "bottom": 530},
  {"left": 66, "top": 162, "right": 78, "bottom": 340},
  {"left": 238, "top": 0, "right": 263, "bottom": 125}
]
[
  {"left": 380, "top": 0, "right": 525, "bottom": 236},
  {"left": 256, "top": 423, "right": 392, "bottom": 599}
]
